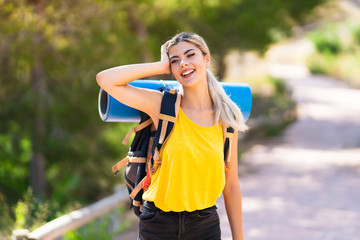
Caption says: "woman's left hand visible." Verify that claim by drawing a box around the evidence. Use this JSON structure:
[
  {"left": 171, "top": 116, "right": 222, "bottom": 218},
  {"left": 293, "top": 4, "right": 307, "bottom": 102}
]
[{"left": 223, "top": 131, "right": 244, "bottom": 240}]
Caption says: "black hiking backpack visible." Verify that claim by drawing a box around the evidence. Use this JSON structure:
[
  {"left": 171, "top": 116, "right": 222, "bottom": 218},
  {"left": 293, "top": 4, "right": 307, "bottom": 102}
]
[{"left": 112, "top": 88, "right": 235, "bottom": 217}]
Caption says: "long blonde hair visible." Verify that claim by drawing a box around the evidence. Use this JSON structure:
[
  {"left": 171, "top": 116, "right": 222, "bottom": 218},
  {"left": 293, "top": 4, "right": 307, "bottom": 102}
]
[{"left": 167, "top": 32, "right": 248, "bottom": 132}]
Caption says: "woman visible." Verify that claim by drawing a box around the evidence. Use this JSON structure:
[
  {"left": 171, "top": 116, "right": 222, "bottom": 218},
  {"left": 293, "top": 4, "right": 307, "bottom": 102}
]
[{"left": 96, "top": 32, "right": 247, "bottom": 240}]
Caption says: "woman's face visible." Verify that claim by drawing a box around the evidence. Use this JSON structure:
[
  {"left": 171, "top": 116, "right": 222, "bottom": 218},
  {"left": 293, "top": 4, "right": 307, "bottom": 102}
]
[{"left": 168, "top": 41, "right": 210, "bottom": 87}]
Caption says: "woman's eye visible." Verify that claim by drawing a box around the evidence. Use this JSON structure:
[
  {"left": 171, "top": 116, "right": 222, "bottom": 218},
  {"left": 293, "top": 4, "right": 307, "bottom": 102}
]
[
  {"left": 187, "top": 53, "right": 195, "bottom": 58},
  {"left": 171, "top": 60, "right": 178, "bottom": 64}
]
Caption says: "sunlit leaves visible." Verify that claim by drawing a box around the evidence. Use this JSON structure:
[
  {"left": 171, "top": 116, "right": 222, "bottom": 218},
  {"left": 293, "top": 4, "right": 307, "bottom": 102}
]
[{"left": 0, "top": 0, "right": 328, "bottom": 207}]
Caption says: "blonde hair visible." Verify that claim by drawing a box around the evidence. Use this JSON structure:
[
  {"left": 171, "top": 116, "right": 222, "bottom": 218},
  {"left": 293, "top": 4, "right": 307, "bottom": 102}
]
[{"left": 167, "top": 32, "right": 248, "bottom": 132}]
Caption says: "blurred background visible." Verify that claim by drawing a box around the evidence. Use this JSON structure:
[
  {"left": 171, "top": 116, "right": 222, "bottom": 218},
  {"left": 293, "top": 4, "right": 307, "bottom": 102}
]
[{"left": 1, "top": 0, "right": 360, "bottom": 239}]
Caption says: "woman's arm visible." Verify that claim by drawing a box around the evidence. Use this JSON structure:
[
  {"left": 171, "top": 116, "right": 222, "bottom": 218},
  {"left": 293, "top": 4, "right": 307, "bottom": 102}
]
[
  {"left": 96, "top": 42, "right": 171, "bottom": 123},
  {"left": 223, "top": 130, "right": 244, "bottom": 240}
]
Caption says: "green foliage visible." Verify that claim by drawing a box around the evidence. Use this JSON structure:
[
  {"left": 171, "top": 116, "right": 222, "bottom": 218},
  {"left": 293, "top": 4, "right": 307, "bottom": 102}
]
[
  {"left": 0, "top": 0, "right": 136, "bottom": 206},
  {"left": 12, "top": 188, "right": 63, "bottom": 231},
  {"left": 0, "top": 193, "right": 14, "bottom": 239},
  {"left": 143, "top": 0, "right": 328, "bottom": 76},
  {"left": 0, "top": 0, "right": 328, "bottom": 235},
  {"left": 1, "top": 188, "right": 67, "bottom": 238},
  {"left": 307, "top": 51, "right": 336, "bottom": 75},
  {"left": 63, "top": 216, "right": 115, "bottom": 240},
  {"left": 1, "top": 188, "right": 130, "bottom": 239},
  {"left": 309, "top": 29, "right": 341, "bottom": 55},
  {"left": 256, "top": 77, "right": 296, "bottom": 136},
  {"left": 0, "top": 122, "right": 32, "bottom": 202},
  {"left": 267, "top": 76, "right": 287, "bottom": 95},
  {"left": 353, "top": 27, "right": 360, "bottom": 45},
  {"left": 306, "top": 20, "right": 360, "bottom": 88}
]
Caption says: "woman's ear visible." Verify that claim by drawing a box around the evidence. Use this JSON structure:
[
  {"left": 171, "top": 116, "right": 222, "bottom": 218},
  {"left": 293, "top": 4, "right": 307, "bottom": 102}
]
[{"left": 205, "top": 54, "right": 211, "bottom": 68}]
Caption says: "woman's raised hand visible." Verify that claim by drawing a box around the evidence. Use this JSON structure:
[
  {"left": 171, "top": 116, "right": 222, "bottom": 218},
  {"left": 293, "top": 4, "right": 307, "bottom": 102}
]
[{"left": 160, "top": 41, "right": 171, "bottom": 74}]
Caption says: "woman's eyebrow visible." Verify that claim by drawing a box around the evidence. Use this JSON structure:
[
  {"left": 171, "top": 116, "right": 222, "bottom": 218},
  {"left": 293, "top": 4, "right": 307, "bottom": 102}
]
[
  {"left": 169, "top": 49, "right": 195, "bottom": 60},
  {"left": 184, "top": 49, "right": 195, "bottom": 55}
]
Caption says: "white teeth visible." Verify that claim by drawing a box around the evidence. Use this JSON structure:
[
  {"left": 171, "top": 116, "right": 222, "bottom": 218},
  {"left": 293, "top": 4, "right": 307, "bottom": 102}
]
[{"left": 182, "top": 69, "right": 194, "bottom": 76}]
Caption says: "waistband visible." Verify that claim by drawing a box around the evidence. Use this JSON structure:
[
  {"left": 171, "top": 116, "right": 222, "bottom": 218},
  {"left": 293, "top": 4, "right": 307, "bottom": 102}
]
[{"left": 144, "top": 201, "right": 217, "bottom": 216}]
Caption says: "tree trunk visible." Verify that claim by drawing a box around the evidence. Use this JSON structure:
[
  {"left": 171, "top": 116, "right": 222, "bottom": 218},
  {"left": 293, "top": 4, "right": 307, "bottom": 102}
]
[
  {"left": 30, "top": 0, "right": 46, "bottom": 198},
  {"left": 217, "top": 55, "right": 227, "bottom": 81}
]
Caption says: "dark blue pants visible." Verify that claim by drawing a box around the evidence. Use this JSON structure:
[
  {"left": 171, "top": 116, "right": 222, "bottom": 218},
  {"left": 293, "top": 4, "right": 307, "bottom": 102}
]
[{"left": 138, "top": 201, "right": 221, "bottom": 240}]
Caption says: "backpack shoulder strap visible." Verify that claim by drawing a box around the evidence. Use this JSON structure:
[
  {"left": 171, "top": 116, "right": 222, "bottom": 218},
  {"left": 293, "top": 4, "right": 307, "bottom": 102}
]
[
  {"left": 159, "top": 89, "right": 181, "bottom": 143},
  {"left": 150, "top": 89, "right": 181, "bottom": 171},
  {"left": 223, "top": 124, "right": 235, "bottom": 172}
]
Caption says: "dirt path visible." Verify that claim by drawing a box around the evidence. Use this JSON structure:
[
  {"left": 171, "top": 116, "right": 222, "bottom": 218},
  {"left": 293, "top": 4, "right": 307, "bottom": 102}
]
[{"left": 217, "top": 64, "right": 360, "bottom": 240}]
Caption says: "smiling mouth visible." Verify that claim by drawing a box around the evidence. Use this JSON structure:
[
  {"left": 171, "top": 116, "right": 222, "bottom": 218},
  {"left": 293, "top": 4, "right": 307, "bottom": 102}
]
[{"left": 182, "top": 69, "right": 195, "bottom": 78}]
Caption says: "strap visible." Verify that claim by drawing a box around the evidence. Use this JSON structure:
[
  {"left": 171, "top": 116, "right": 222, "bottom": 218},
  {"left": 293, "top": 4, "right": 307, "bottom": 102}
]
[
  {"left": 146, "top": 136, "right": 155, "bottom": 163},
  {"left": 133, "top": 200, "right": 141, "bottom": 207},
  {"left": 225, "top": 131, "right": 234, "bottom": 139},
  {"left": 158, "top": 92, "right": 180, "bottom": 146},
  {"left": 130, "top": 177, "right": 146, "bottom": 199},
  {"left": 226, "top": 139, "right": 232, "bottom": 164},
  {"left": 125, "top": 180, "right": 134, "bottom": 191},
  {"left": 158, "top": 120, "right": 168, "bottom": 144},
  {"left": 222, "top": 124, "right": 235, "bottom": 168},
  {"left": 112, "top": 156, "right": 146, "bottom": 176},
  {"left": 159, "top": 114, "right": 177, "bottom": 123},
  {"left": 112, "top": 157, "right": 129, "bottom": 175},
  {"left": 175, "top": 91, "right": 181, "bottom": 118},
  {"left": 129, "top": 157, "right": 146, "bottom": 163},
  {"left": 226, "top": 128, "right": 234, "bottom": 164},
  {"left": 122, "top": 118, "right": 153, "bottom": 145},
  {"left": 153, "top": 148, "right": 160, "bottom": 162},
  {"left": 132, "top": 200, "right": 144, "bottom": 214},
  {"left": 135, "top": 118, "right": 153, "bottom": 131},
  {"left": 150, "top": 90, "right": 181, "bottom": 168}
]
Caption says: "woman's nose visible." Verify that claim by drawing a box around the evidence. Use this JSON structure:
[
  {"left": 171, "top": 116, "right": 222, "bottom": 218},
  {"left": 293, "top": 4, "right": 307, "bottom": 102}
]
[{"left": 180, "top": 59, "right": 189, "bottom": 68}]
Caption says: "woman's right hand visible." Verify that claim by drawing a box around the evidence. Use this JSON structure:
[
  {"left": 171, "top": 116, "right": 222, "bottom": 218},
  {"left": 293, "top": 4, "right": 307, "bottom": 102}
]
[
  {"left": 160, "top": 41, "right": 171, "bottom": 74},
  {"left": 96, "top": 42, "right": 171, "bottom": 127}
]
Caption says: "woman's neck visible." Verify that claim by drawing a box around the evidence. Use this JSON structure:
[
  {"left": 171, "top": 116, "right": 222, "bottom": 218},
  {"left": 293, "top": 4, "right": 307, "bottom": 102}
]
[{"left": 181, "top": 80, "right": 213, "bottom": 111}]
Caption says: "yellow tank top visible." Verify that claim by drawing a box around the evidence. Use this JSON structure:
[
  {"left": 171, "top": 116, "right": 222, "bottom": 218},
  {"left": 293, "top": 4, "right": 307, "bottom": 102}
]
[{"left": 142, "top": 107, "right": 225, "bottom": 212}]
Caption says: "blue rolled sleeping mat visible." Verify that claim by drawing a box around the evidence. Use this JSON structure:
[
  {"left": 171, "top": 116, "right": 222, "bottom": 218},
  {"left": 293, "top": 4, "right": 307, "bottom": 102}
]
[{"left": 98, "top": 80, "right": 252, "bottom": 122}]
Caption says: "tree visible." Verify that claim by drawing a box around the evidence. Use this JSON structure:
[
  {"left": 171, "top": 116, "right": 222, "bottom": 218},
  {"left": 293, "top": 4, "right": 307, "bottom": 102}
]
[
  {"left": 0, "top": 0, "right": 138, "bottom": 203},
  {"left": 0, "top": 0, "right": 329, "bottom": 205},
  {"left": 137, "top": 0, "right": 329, "bottom": 78}
]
